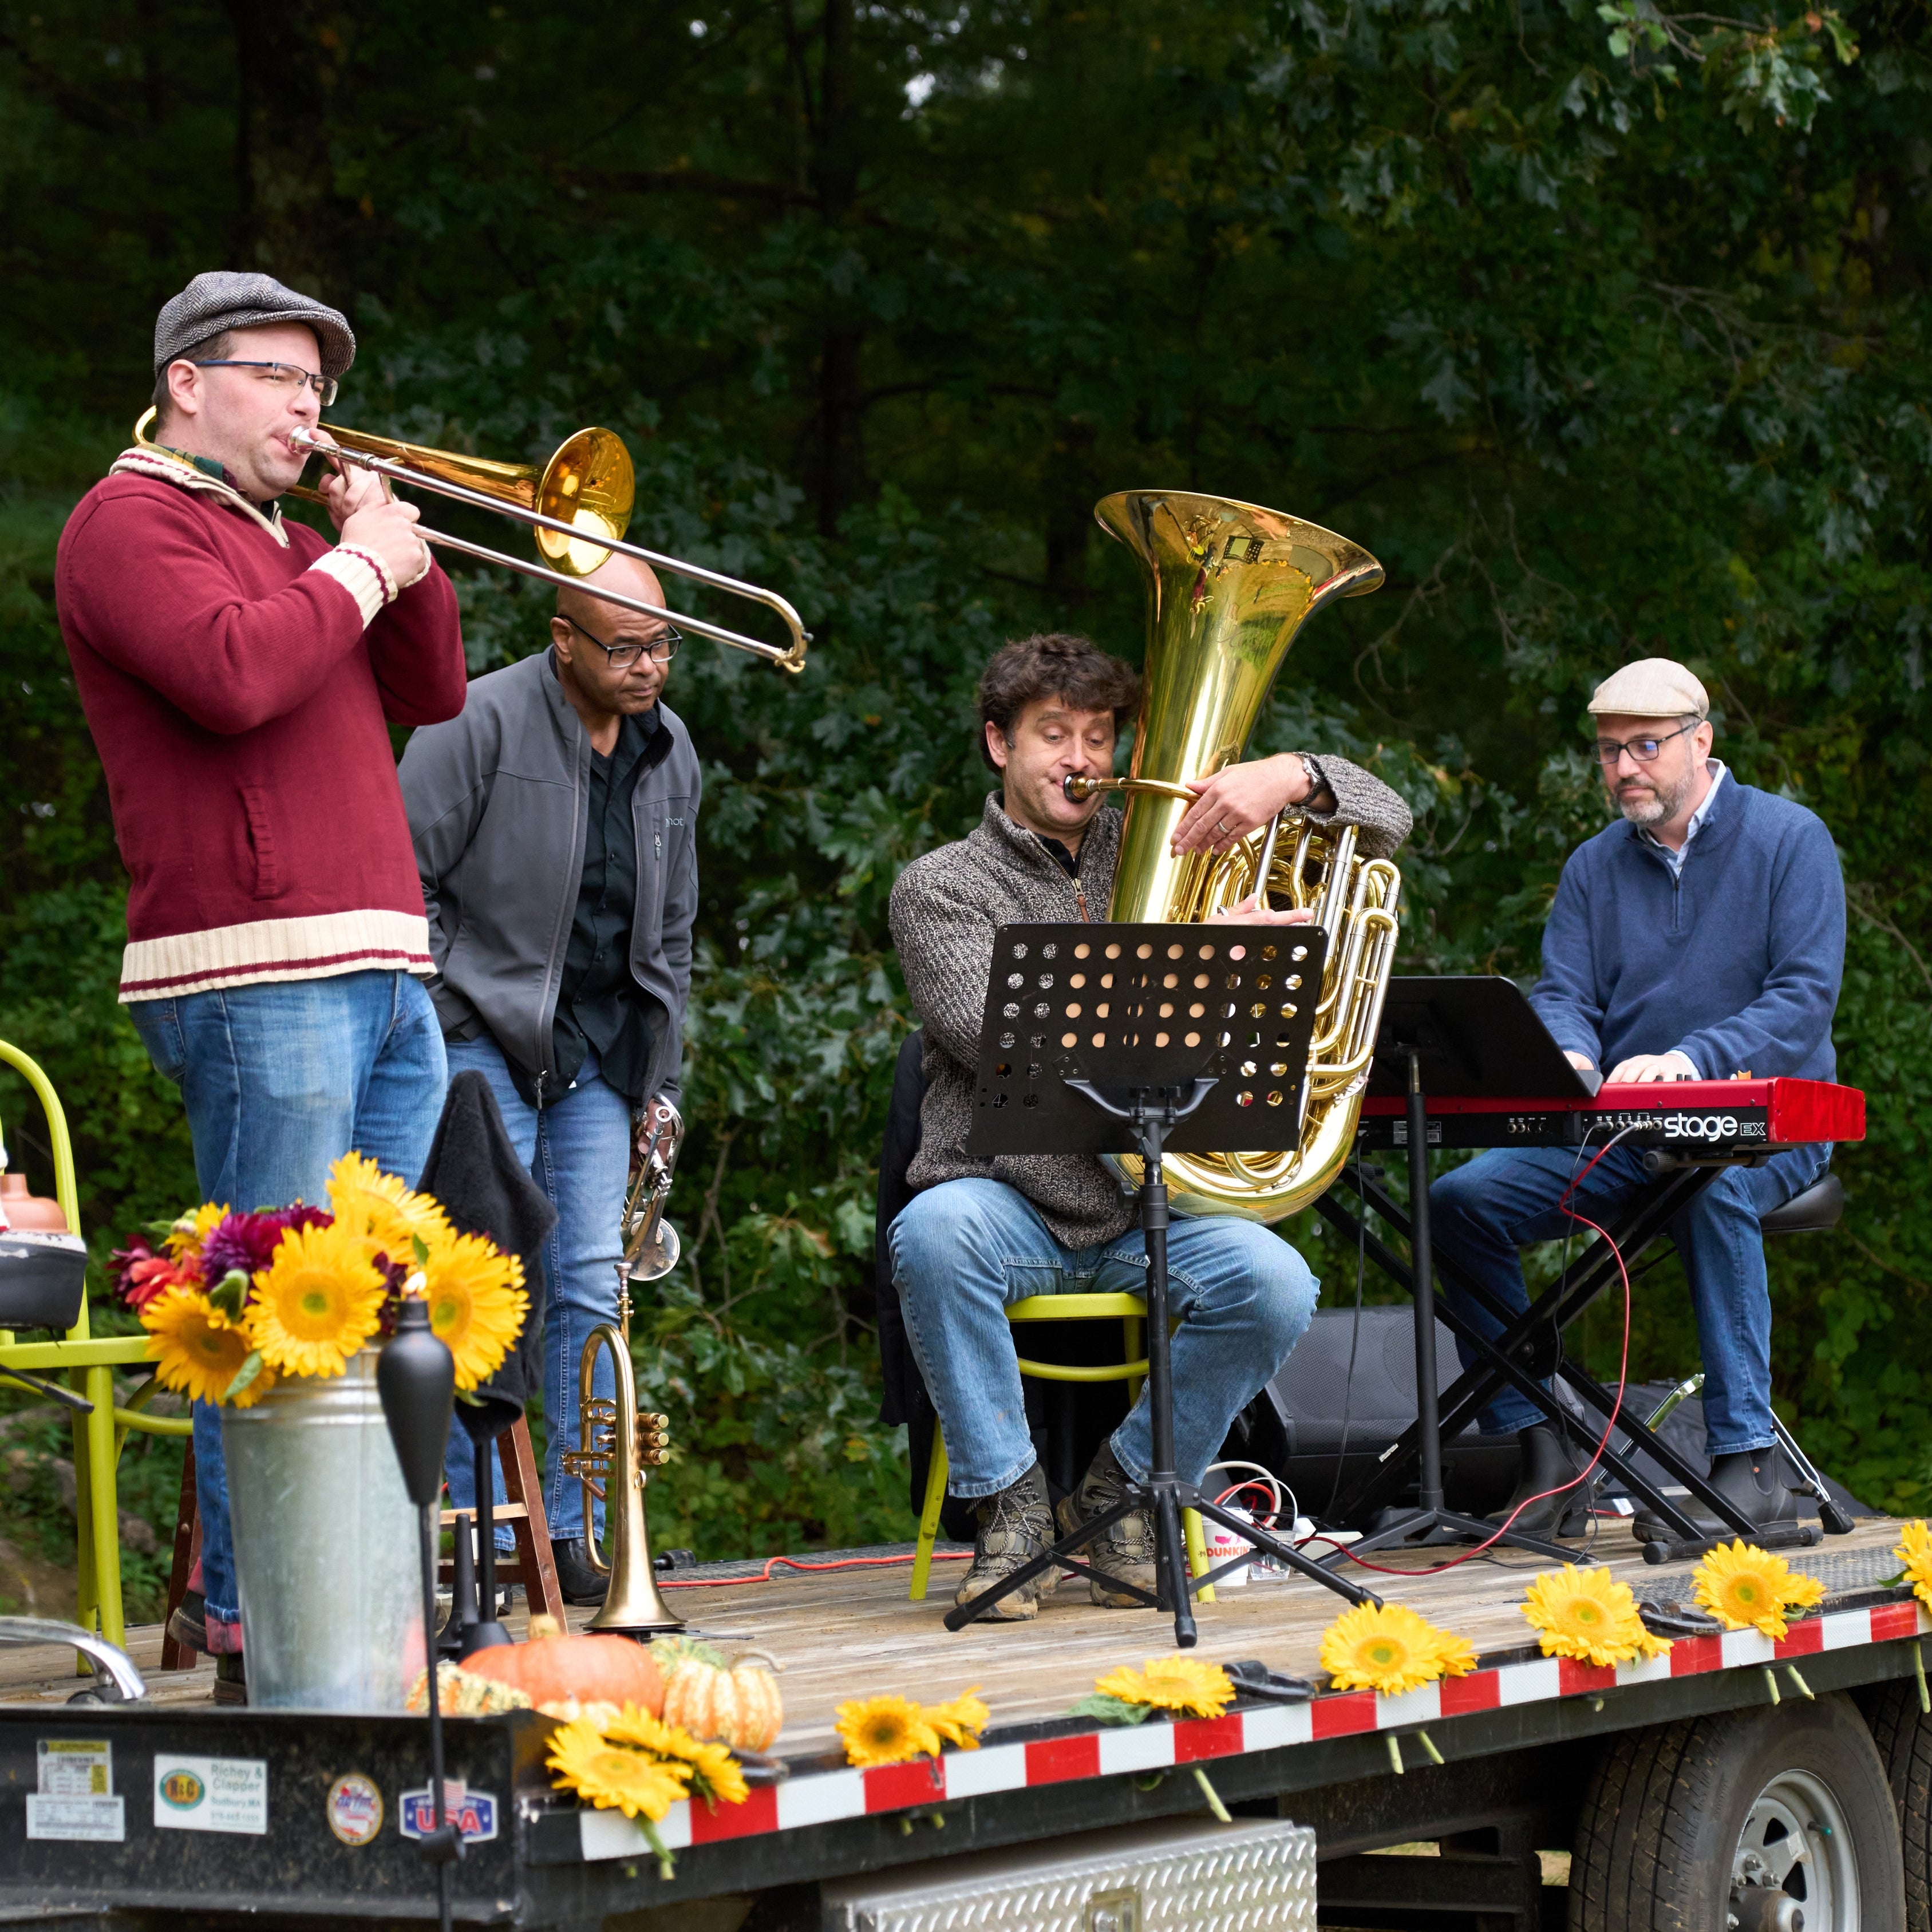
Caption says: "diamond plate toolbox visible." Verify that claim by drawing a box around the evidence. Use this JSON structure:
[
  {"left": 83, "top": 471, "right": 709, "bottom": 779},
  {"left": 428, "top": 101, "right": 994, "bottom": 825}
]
[{"left": 820, "top": 1816, "right": 1318, "bottom": 1932}]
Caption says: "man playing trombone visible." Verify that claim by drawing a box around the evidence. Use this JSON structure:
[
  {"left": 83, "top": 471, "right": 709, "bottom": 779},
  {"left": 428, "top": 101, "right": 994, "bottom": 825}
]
[
  {"left": 400, "top": 552, "right": 700, "bottom": 1604},
  {"left": 56, "top": 271, "right": 467, "bottom": 1698}
]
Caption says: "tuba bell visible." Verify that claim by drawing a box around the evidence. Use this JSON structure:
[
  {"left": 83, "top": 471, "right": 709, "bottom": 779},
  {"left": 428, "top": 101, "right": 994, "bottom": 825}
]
[
  {"left": 1068, "top": 490, "right": 1402, "bottom": 1221},
  {"left": 560, "top": 1097, "right": 686, "bottom": 1635}
]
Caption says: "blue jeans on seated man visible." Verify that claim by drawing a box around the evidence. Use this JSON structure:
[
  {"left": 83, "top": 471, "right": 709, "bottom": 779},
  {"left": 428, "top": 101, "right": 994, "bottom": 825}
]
[
  {"left": 440, "top": 1036, "right": 631, "bottom": 1554},
  {"left": 1429, "top": 1141, "right": 1828, "bottom": 1459},
  {"left": 128, "top": 970, "right": 447, "bottom": 1653},
  {"left": 888, "top": 1176, "right": 1321, "bottom": 1499}
]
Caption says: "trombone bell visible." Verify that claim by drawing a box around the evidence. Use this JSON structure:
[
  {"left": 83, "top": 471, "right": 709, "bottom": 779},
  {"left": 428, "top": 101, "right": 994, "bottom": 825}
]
[{"left": 306, "top": 424, "right": 635, "bottom": 578}]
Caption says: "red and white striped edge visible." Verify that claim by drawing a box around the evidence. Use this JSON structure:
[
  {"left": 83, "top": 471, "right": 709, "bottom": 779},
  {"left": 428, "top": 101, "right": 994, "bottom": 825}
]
[{"left": 579, "top": 1598, "right": 1930, "bottom": 1861}]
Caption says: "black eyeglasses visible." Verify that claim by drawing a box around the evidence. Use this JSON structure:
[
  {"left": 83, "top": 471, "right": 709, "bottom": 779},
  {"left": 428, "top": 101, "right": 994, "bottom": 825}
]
[
  {"left": 564, "top": 614, "right": 681, "bottom": 667},
  {"left": 190, "top": 359, "right": 339, "bottom": 406},
  {"left": 1591, "top": 722, "right": 1698, "bottom": 767}
]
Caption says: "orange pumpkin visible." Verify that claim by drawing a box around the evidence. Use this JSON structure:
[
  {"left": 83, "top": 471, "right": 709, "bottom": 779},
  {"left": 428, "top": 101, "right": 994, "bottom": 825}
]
[
  {"left": 655, "top": 1644, "right": 784, "bottom": 1753},
  {"left": 464, "top": 1617, "right": 664, "bottom": 1715}
]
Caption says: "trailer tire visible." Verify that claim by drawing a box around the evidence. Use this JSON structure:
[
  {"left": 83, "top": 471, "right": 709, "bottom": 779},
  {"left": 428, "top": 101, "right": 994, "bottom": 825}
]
[
  {"left": 1567, "top": 1693, "right": 1903, "bottom": 1931},
  {"left": 1862, "top": 1676, "right": 1932, "bottom": 1930}
]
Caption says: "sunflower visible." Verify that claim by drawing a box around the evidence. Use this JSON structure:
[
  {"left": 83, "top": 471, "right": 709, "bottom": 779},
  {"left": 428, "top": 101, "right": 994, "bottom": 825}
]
[
  {"left": 1694, "top": 1540, "right": 1823, "bottom": 1639},
  {"left": 836, "top": 1694, "right": 942, "bottom": 1768},
  {"left": 416, "top": 1229, "right": 528, "bottom": 1389},
  {"left": 164, "top": 1202, "right": 228, "bottom": 1263},
  {"left": 1093, "top": 1655, "right": 1236, "bottom": 1718},
  {"left": 244, "top": 1218, "right": 388, "bottom": 1379},
  {"left": 1521, "top": 1564, "right": 1666, "bottom": 1668},
  {"left": 1897, "top": 1521, "right": 1932, "bottom": 1614},
  {"left": 590, "top": 1705, "right": 748, "bottom": 1808},
  {"left": 927, "top": 1688, "right": 990, "bottom": 1751},
  {"left": 141, "top": 1287, "right": 277, "bottom": 1408},
  {"left": 326, "top": 1151, "right": 451, "bottom": 1262},
  {"left": 546, "top": 1716, "right": 691, "bottom": 1822},
  {"left": 1319, "top": 1603, "right": 1473, "bottom": 1697}
]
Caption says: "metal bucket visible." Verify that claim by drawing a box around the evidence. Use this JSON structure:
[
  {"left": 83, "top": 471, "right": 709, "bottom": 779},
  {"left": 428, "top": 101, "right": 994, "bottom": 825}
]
[{"left": 222, "top": 1349, "right": 424, "bottom": 1710}]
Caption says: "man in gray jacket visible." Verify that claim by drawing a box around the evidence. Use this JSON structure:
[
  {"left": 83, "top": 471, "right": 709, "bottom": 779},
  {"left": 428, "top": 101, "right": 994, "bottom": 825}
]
[
  {"left": 400, "top": 552, "right": 699, "bottom": 1602},
  {"left": 888, "top": 632, "right": 1411, "bottom": 1618}
]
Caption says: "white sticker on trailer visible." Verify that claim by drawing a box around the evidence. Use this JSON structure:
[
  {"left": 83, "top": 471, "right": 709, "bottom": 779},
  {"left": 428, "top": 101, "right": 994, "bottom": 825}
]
[
  {"left": 37, "top": 1739, "right": 112, "bottom": 1796},
  {"left": 26, "top": 1793, "right": 124, "bottom": 1842},
  {"left": 153, "top": 1755, "right": 268, "bottom": 1834}
]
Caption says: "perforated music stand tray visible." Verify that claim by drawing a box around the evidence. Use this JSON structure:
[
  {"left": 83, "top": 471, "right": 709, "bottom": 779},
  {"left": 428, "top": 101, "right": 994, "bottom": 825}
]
[{"left": 950, "top": 922, "right": 1378, "bottom": 1643}]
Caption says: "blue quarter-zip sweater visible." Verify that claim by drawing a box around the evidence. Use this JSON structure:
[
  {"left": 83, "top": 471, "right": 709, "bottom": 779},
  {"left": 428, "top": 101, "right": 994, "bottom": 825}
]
[{"left": 1530, "top": 777, "right": 1845, "bottom": 1081}]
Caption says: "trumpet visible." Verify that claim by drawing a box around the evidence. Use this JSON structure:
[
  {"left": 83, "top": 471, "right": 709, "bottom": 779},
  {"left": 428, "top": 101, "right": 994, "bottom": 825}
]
[
  {"left": 559, "top": 1097, "right": 687, "bottom": 1636},
  {"left": 128, "top": 408, "right": 809, "bottom": 674}
]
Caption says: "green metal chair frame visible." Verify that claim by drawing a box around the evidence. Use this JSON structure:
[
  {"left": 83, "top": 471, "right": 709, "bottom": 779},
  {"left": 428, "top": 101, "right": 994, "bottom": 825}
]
[
  {"left": 0, "top": 1041, "right": 191, "bottom": 1648},
  {"left": 907, "top": 1291, "right": 1213, "bottom": 1603}
]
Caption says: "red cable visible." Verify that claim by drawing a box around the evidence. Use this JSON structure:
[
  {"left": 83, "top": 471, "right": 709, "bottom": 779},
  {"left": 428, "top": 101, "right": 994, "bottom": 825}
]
[
  {"left": 1338, "top": 1136, "right": 1637, "bottom": 1579},
  {"left": 657, "top": 1548, "right": 973, "bottom": 1589}
]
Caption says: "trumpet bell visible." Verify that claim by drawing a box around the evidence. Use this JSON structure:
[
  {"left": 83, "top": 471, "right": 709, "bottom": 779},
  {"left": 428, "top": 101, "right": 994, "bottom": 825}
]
[{"left": 314, "top": 424, "right": 635, "bottom": 578}]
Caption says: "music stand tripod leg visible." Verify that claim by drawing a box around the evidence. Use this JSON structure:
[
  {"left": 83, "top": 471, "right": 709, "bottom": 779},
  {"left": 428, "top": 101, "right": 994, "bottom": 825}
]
[{"left": 1334, "top": 1049, "right": 1573, "bottom": 1564}]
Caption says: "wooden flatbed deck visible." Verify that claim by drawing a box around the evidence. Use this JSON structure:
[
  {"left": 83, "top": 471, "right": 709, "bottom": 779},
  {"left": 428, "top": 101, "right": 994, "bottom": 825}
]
[{"left": 0, "top": 1516, "right": 1908, "bottom": 1757}]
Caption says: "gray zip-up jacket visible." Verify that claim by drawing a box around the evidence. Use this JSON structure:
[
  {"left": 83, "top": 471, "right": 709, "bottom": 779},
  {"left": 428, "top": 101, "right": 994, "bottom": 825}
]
[
  {"left": 398, "top": 649, "right": 700, "bottom": 1106},
  {"left": 890, "top": 757, "right": 1411, "bottom": 1247}
]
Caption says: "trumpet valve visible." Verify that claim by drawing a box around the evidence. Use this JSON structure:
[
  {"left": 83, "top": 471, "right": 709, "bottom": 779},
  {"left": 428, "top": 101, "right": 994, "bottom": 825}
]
[{"left": 637, "top": 1411, "right": 671, "bottom": 1468}]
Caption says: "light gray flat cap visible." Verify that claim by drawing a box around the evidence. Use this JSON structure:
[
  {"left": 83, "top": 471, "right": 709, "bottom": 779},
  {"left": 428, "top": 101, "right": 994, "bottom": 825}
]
[
  {"left": 1587, "top": 657, "right": 1709, "bottom": 720},
  {"left": 154, "top": 271, "right": 355, "bottom": 380}
]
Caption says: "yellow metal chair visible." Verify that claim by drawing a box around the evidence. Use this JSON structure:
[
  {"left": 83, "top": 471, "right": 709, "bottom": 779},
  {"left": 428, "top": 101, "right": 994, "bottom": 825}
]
[
  {"left": 0, "top": 1041, "right": 192, "bottom": 1647},
  {"left": 907, "top": 1291, "right": 1213, "bottom": 1605}
]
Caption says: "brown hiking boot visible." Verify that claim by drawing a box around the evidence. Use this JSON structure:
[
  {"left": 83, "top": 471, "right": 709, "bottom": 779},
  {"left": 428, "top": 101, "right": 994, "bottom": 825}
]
[
  {"left": 953, "top": 1463, "right": 1058, "bottom": 1621},
  {"left": 1058, "top": 1441, "right": 1157, "bottom": 1608}
]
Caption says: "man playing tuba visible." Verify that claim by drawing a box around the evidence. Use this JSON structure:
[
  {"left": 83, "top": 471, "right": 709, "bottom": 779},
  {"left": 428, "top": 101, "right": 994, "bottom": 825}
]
[
  {"left": 400, "top": 552, "right": 700, "bottom": 1605},
  {"left": 888, "top": 632, "right": 1411, "bottom": 1618}
]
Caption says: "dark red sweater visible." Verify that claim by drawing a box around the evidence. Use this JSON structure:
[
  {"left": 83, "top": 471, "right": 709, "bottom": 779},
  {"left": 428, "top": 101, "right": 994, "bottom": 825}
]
[{"left": 56, "top": 451, "right": 468, "bottom": 1000}]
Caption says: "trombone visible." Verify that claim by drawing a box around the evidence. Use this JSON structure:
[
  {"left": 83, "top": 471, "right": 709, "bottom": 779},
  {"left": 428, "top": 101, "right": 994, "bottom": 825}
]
[{"left": 129, "top": 409, "right": 809, "bottom": 674}]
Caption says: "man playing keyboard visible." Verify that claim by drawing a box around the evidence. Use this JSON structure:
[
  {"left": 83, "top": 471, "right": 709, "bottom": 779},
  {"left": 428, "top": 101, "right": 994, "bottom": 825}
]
[{"left": 1431, "top": 658, "right": 1845, "bottom": 1539}]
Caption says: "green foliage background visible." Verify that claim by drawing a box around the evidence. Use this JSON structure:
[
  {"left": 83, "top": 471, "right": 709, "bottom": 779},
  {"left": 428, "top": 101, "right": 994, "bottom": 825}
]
[{"left": 0, "top": 0, "right": 1927, "bottom": 1583}]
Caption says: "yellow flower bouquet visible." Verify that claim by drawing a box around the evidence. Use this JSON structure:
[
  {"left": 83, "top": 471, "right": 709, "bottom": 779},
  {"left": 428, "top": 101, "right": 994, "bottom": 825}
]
[{"left": 119, "top": 1152, "right": 527, "bottom": 1404}]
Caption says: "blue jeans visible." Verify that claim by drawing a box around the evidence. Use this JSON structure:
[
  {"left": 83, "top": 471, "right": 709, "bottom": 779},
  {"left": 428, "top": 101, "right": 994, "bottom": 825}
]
[
  {"left": 440, "top": 1037, "right": 631, "bottom": 1546},
  {"left": 1429, "top": 1143, "right": 1828, "bottom": 1456},
  {"left": 128, "top": 970, "right": 447, "bottom": 1646},
  {"left": 888, "top": 1177, "right": 1321, "bottom": 1496}
]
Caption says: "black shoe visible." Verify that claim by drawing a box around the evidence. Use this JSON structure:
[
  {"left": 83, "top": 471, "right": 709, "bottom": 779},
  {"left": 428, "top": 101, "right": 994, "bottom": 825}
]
[
  {"left": 954, "top": 1464, "right": 1058, "bottom": 1621},
  {"left": 167, "top": 1588, "right": 208, "bottom": 1655},
  {"left": 1491, "top": 1424, "right": 1599, "bottom": 1539},
  {"left": 552, "top": 1538, "right": 610, "bottom": 1606},
  {"left": 1056, "top": 1443, "right": 1157, "bottom": 1609},
  {"left": 212, "top": 1653, "right": 247, "bottom": 1707},
  {"left": 1633, "top": 1447, "right": 1801, "bottom": 1544}
]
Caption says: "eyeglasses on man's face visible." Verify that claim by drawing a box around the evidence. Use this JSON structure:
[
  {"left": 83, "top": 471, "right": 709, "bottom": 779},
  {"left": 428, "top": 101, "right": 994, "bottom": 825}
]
[
  {"left": 1591, "top": 722, "right": 1697, "bottom": 767},
  {"left": 565, "top": 615, "right": 682, "bottom": 668},
  {"left": 190, "top": 360, "right": 339, "bottom": 406}
]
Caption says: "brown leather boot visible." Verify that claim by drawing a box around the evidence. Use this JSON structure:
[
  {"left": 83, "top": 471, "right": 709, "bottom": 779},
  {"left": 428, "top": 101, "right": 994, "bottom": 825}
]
[
  {"left": 1058, "top": 1442, "right": 1157, "bottom": 1608},
  {"left": 953, "top": 1463, "right": 1058, "bottom": 1621}
]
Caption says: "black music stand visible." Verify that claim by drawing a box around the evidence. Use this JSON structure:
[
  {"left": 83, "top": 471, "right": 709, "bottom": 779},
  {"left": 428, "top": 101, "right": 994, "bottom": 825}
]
[
  {"left": 945, "top": 922, "right": 1379, "bottom": 1643},
  {"left": 1321, "top": 980, "right": 1594, "bottom": 1563}
]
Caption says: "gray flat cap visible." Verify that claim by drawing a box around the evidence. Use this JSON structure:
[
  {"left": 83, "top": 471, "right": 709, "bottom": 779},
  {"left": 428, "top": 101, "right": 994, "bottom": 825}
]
[{"left": 154, "top": 271, "right": 355, "bottom": 380}]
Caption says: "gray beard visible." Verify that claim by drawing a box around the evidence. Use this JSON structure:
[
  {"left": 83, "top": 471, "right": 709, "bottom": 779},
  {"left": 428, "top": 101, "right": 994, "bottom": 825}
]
[{"left": 1615, "top": 764, "right": 1696, "bottom": 829}]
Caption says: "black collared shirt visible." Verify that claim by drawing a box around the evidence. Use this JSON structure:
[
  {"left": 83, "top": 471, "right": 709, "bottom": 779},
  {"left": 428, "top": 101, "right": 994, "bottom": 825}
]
[{"left": 552, "top": 703, "right": 669, "bottom": 1100}]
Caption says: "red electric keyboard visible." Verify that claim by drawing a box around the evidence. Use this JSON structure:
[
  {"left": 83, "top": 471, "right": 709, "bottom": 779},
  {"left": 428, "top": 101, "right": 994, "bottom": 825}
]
[{"left": 1358, "top": 1076, "right": 1867, "bottom": 1158}]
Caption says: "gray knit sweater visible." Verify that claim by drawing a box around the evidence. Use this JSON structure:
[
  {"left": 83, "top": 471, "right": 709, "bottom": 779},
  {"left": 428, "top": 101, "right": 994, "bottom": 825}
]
[{"left": 889, "top": 756, "right": 1413, "bottom": 1247}]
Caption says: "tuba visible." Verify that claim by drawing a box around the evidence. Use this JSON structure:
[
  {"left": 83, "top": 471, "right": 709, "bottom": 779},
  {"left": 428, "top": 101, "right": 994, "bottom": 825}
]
[
  {"left": 560, "top": 1098, "right": 686, "bottom": 1635},
  {"left": 1069, "top": 491, "right": 1402, "bottom": 1221}
]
